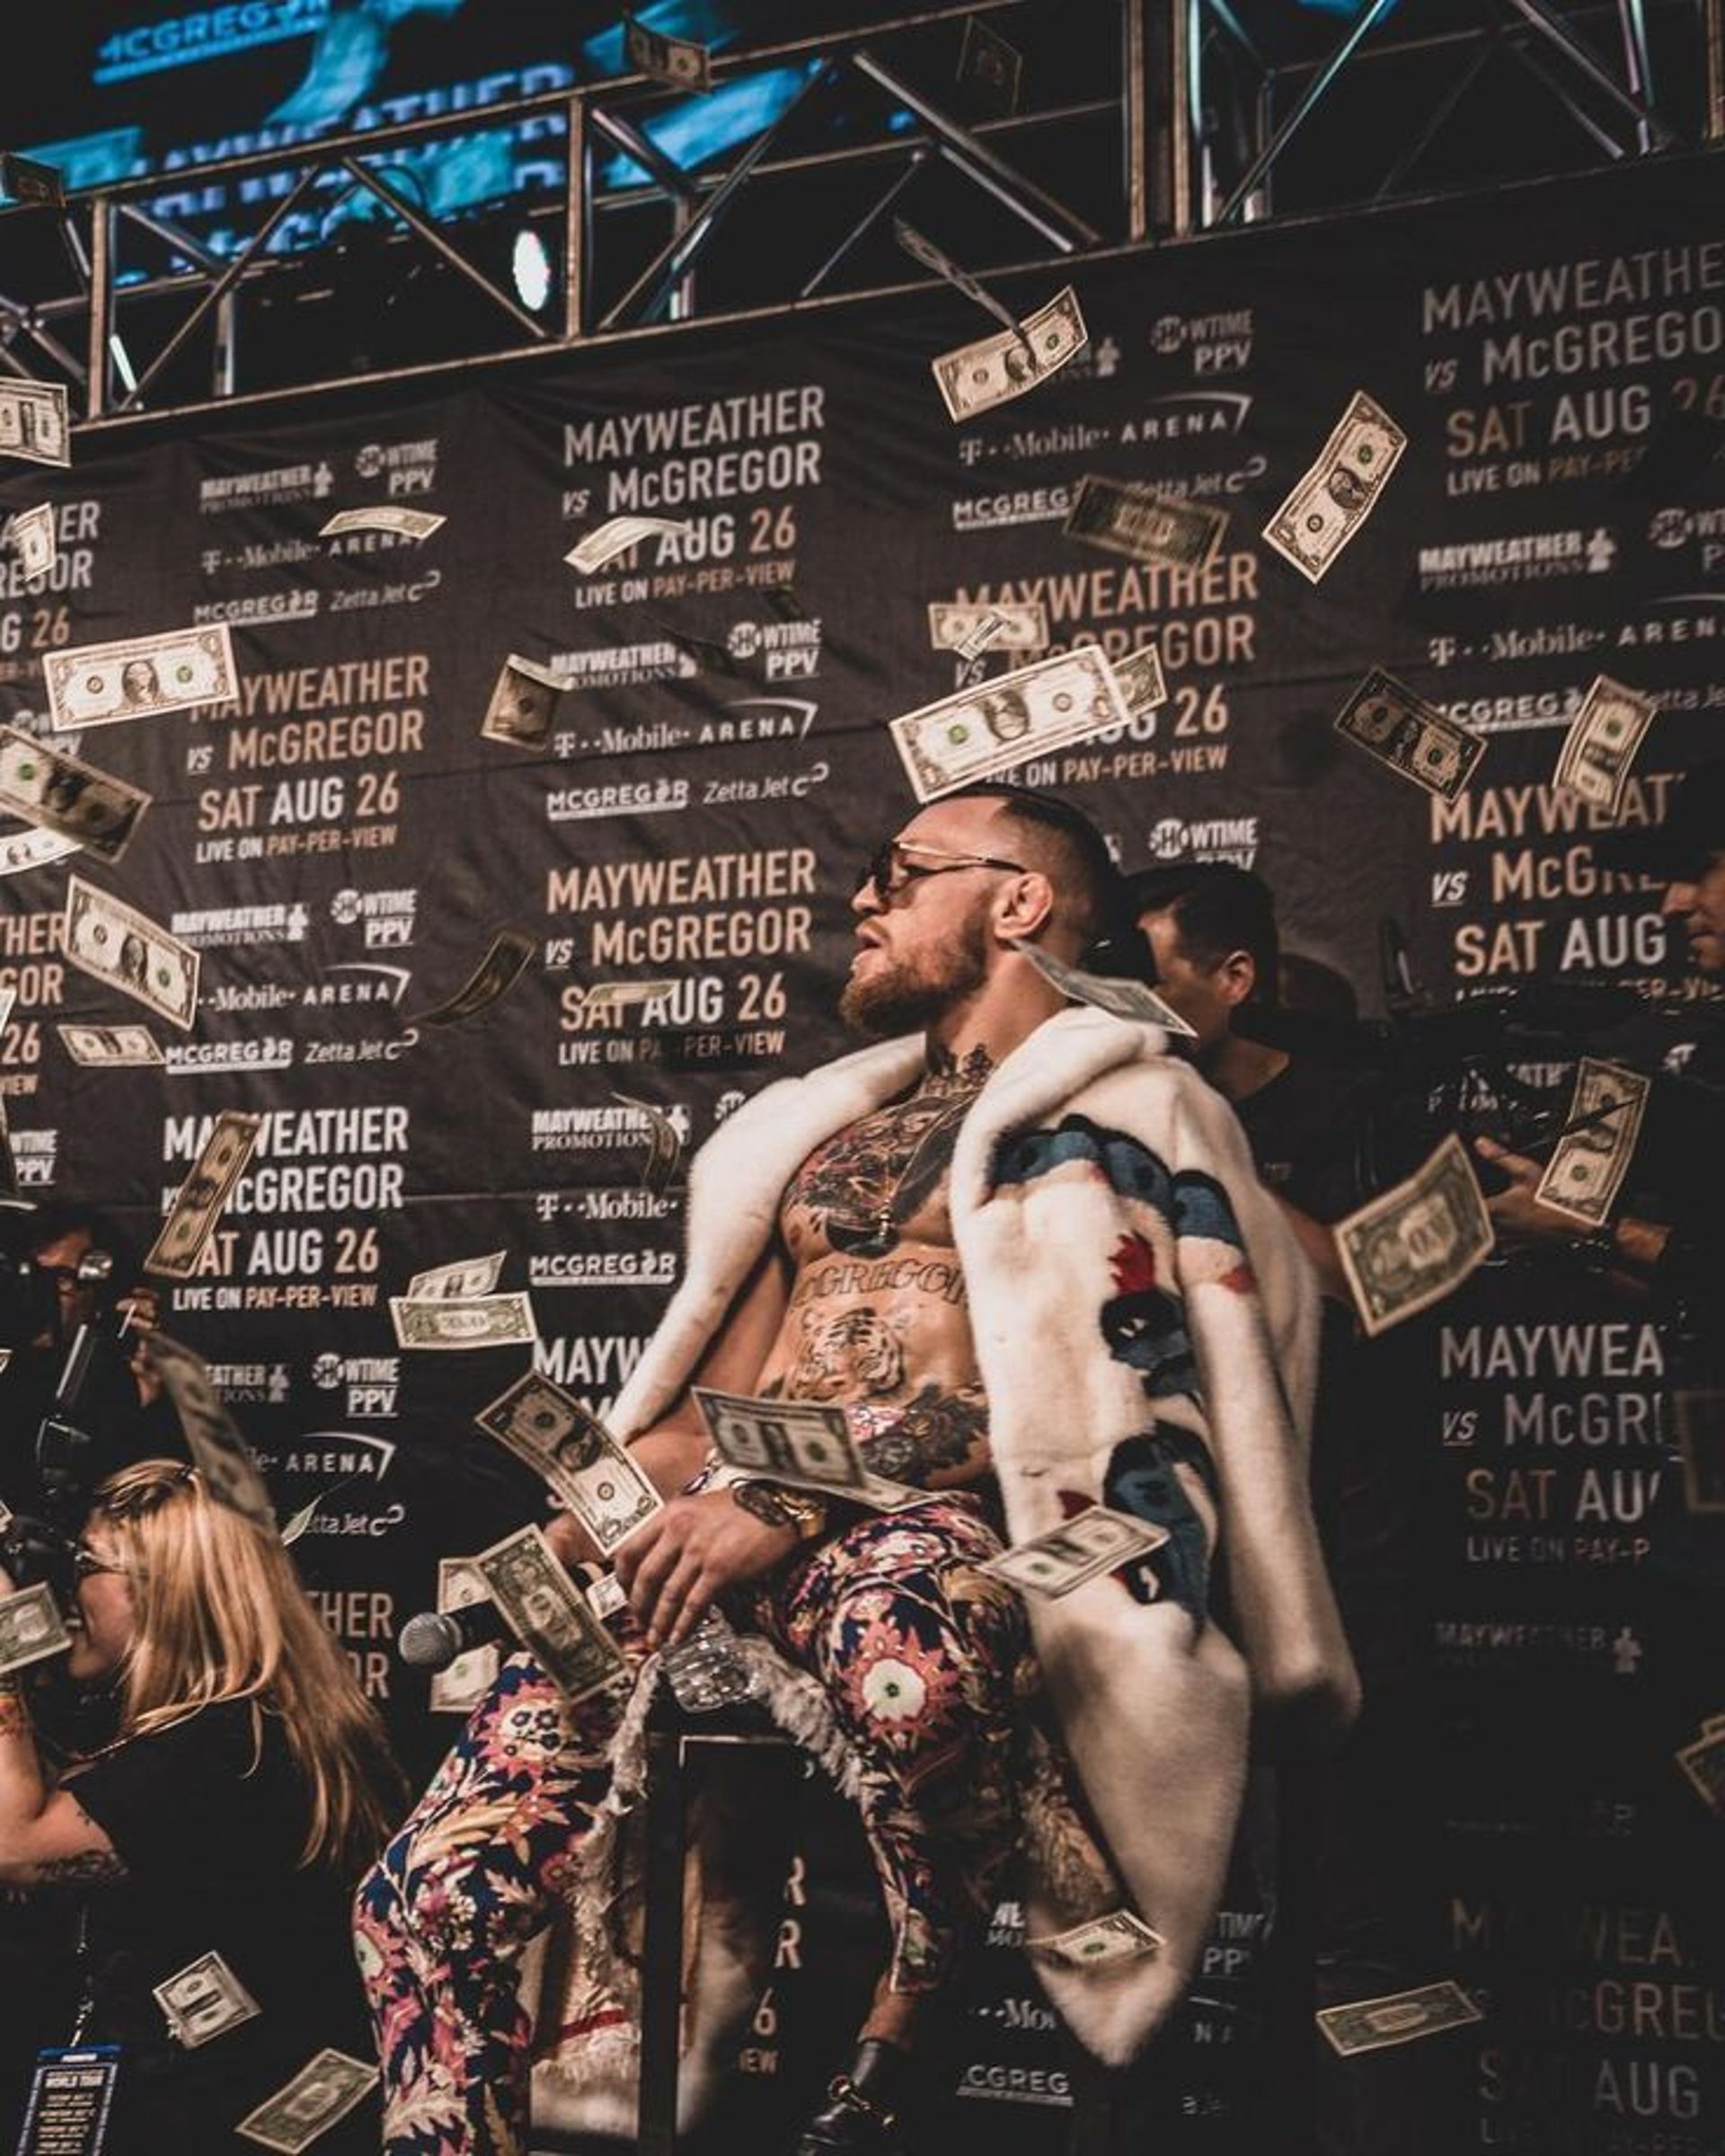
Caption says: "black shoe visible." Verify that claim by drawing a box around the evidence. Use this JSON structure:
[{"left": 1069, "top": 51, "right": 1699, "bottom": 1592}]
[{"left": 792, "top": 2037, "right": 930, "bottom": 2156}]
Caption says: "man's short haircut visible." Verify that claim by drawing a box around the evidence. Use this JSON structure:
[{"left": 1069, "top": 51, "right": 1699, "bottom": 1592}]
[
  {"left": 1125, "top": 862, "right": 1281, "bottom": 1002},
  {"left": 948, "top": 781, "right": 1125, "bottom": 952},
  {"left": 27, "top": 1199, "right": 137, "bottom": 1285}
]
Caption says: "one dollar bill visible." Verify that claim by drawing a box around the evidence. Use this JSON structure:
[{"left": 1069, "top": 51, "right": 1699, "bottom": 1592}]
[
  {"left": 1533, "top": 1056, "right": 1649, "bottom": 1227},
  {"left": 480, "top": 654, "right": 565, "bottom": 750},
  {"left": 473, "top": 1524, "right": 625, "bottom": 1704},
  {"left": 236, "top": 2049, "right": 377, "bottom": 2153},
  {"left": 1333, "top": 669, "right": 1485, "bottom": 803},
  {"left": 0, "top": 724, "right": 150, "bottom": 863},
  {"left": 429, "top": 1557, "right": 500, "bottom": 1716},
  {"left": 1316, "top": 1979, "right": 1482, "bottom": 2057},
  {"left": 474, "top": 1371, "right": 662, "bottom": 1555},
  {"left": 624, "top": 14, "right": 712, "bottom": 91},
  {"left": 1025, "top": 1909, "right": 1164, "bottom": 1971},
  {"left": 1012, "top": 939, "right": 1197, "bottom": 1037},
  {"left": 319, "top": 505, "right": 444, "bottom": 541},
  {"left": 0, "top": 380, "right": 69, "bottom": 467},
  {"left": 45, "top": 623, "right": 237, "bottom": 731},
  {"left": 144, "top": 1331, "right": 279, "bottom": 1533},
  {"left": 153, "top": 1950, "right": 261, "bottom": 2049},
  {"left": 1263, "top": 390, "right": 1406, "bottom": 583},
  {"left": 565, "top": 515, "right": 693, "bottom": 574},
  {"left": 1335, "top": 1133, "right": 1494, "bottom": 1338},
  {"left": 933, "top": 286, "right": 1087, "bottom": 422},
  {"left": 390, "top": 1291, "right": 537, "bottom": 1350},
  {"left": 4, "top": 503, "right": 57, "bottom": 581},
  {"left": 145, "top": 1110, "right": 261, "bottom": 1278},
  {"left": 0, "top": 824, "right": 79, "bottom": 876},
  {"left": 406, "top": 929, "right": 534, "bottom": 1028},
  {"left": 926, "top": 600, "right": 1048, "bottom": 658},
  {"left": 63, "top": 875, "right": 200, "bottom": 1030},
  {"left": 0, "top": 1583, "right": 71, "bottom": 1676},
  {"left": 889, "top": 643, "right": 1130, "bottom": 802},
  {"left": 407, "top": 1251, "right": 505, "bottom": 1300},
  {"left": 1064, "top": 473, "right": 1225, "bottom": 572},
  {"left": 981, "top": 1506, "right": 1171, "bottom": 1599},
  {"left": 58, "top": 1021, "right": 164, "bottom": 1067},
  {"left": 1552, "top": 675, "right": 1656, "bottom": 815},
  {"left": 693, "top": 1388, "right": 924, "bottom": 1511}
]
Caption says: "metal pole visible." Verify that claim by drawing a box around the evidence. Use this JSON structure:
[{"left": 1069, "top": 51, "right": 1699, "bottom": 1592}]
[
  {"left": 800, "top": 151, "right": 926, "bottom": 297},
  {"left": 1614, "top": 0, "right": 1654, "bottom": 153},
  {"left": 1499, "top": 0, "right": 1676, "bottom": 147},
  {"left": 562, "top": 90, "right": 586, "bottom": 342},
  {"left": 1124, "top": 0, "right": 1150, "bottom": 242},
  {"left": 86, "top": 198, "right": 110, "bottom": 421},
  {"left": 1705, "top": 0, "right": 1723, "bottom": 138},
  {"left": 336, "top": 159, "right": 552, "bottom": 340},
  {"left": 1214, "top": 0, "right": 1402, "bottom": 225}
]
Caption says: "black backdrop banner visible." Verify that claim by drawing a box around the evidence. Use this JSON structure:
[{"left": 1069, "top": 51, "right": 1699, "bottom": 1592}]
[{"left": 1, "top": 148, "right": 1721, "bottom": 2150}]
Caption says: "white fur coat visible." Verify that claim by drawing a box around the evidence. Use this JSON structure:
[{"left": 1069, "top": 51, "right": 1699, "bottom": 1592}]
[{"left": 596, "top": 1004, "right": 1359, "bottom": 2068}]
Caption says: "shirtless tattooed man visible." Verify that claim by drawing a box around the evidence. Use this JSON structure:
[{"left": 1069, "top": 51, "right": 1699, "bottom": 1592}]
[{"left": 357, "top": 783, "right": 1355, "bottom": 2156}]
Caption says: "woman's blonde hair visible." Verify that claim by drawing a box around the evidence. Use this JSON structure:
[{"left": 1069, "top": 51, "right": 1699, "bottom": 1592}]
[{"left": 89, "top": 1459, "right": 402, "bottom": 1876}]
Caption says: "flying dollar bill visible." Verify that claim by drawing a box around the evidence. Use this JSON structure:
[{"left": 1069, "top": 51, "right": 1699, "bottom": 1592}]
[
  {"left": 0, "top": 380, "right": 69, "bottom": 467},
  {"left": 1263, "top": 391, "right": 1407, "bottom": 582},
  {"left": 1025, "top": 1910, "right": 1164, "bottom": 1971},
  {"left": 580, "top": 979, "right": 677, "bottom": 1017},
  {"left": 889, "top": 643, "right": 1130, "bottom": 802},
  {"left": 44, "top": 623, "right": 238, "bottom": 731},
  {"left": 145, "top": 1110, "right": 261, "bottom": 1279},
  {"left": 57, "top": 1022, "right": 165, "bottom": 1067},
  {"left": 894, "top": 218, "right": 1025, "bottom": 343},
  {"left": 1533, "top": 1056, "right": 1649, "bottom": 1227},
  {"left": 1552, "top": 675, "right": 1657, "bottom": 815},
  {"left": 0, "top": 822, "right": 79, "bottom": 876},
  {"left": 154, "top": 1951, "right": 261, "bottom": 2049},
  {"left": 611, "top": 1090, "right": 682, "bottom": 1196},
  {"left": 933, "top": 286, "right": 1088, "bottom": 422},
  {"left": 1011, "top": 939, "right": 1198, "bottom": 1037},
  {"left": 473, "top": 1524, "right": 625, "bottom": 1703},
  {"left": 1064, "top": 474, "right": 1226, "bottom": 572},
  {"left": 480, "top": 654, "right": 565, "bottom": 751},
  {"left": 429, "top": 1557, "right": 500, "bottom": 1716},
  {"left": 4, "top": 502, "right": 56, "bottom": 581},
  {"left": 1113, "top": 641, "right": 1169, "bottom": 720},
  {"left": 694, "top": 1389, "right": 924, "bottom": 1511},
  {"left": 1335, "top": 1134, "right": 1494, "bottom": 1337},
  {"left": 318, "top": 506, "right": 444, "bottom": 541},
  {"left": 624, "top": 13, "right": 712, "bottom": 91},
  {"left": 926, "top": 600, "right": 1048, "bottom": 658},
  {"left": 957, "top": 13, "right": 1023, "bottom": 114},
  {"left": 406, "top": 929, "right": 533, "bottom": 1028},
  {"left": 0, "top": 726, "right": 150, "bottom": 862},
  {"left": 1332, "top": 669, "right": 1485, "bottom": 803},
  {"left": 63, "top": 875, "right": 200, "bottom": 1030},
  {"left": 475, "top": 1371, "right": 662, "bottom": 1555},
  {"left": 406, "top": 1251, "right": 505, "bottom": 1300},
  {"left": 236, "top": 2050, "right": 378, "bottom": 2154},
  {"left": 981, "top": 1506, "right": 1172, "bottom": 1599},
  {"left": 144, "top": 1332, "right": 279, "bottom": 1533},
  {"left": 565, "top": 515, "right": 693, "bottom": 574},
  {"left": 0, "top": 1583, "right": 71, "bottom": 1676},
  {"left": 389, "top": 1292, "right": 538, "bottom": 1350},
  {"left": 1316, "top": 1980, "right": 1482, "bottom": 2057}
]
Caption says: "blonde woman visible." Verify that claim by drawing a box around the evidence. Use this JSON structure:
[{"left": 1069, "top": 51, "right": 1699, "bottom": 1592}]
[{"left": 0, "top": 1460, "right": 402, "bottom": 2153}]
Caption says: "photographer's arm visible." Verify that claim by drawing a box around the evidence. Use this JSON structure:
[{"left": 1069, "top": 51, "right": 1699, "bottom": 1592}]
[{"left": 0, "top": 1666, "right": 125, "bottom": 1887}]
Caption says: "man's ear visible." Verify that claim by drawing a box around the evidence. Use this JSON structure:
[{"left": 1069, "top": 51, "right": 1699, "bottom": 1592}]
[
  {"left": 1215, "top": 948, "right": 1258, "bottom": 1010},
  {"left": 994, "top": 869, "right": 1057, "bottom": 943}
]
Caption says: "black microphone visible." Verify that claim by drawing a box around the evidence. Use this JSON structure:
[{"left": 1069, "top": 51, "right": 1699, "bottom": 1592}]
[{"left": 398, "top": 1600, "right": 509, "bottom": 1672}]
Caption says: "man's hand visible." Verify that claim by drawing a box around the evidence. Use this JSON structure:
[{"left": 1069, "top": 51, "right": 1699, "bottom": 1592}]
[
  {"left": 543, "top": 1506, "right": 603, "bottom": 1573},
  {"left": 614, "top": 1490, "right": 797, "bottom": 1649},
  {"left": 1473, "top": 1135, "right": 1588, "bottom": 1250}
]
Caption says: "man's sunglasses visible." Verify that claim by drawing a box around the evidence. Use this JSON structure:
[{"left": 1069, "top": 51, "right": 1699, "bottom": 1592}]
[{"left": 855, "top": 837, "right": 1027, "bottom": 899}]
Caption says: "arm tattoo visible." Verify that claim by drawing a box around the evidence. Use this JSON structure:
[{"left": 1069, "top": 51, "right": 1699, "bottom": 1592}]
[
  {"left": 863, "top": 1383, "right": 992, "bottom": 1488},
  {"left": 730, "top": 1483, "right": 810, "bottom": 1533},
  {"left": 27, "top": 1849, "right": 128, "bottom": 1887},
  {"left": 0, "top": 1685, "right": 28, "bottom": 1743}
]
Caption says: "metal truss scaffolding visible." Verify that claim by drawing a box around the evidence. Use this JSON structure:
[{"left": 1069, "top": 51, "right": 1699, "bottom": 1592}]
[{"left": 0, "top": 0, "right": 1716, "bottom": 430}]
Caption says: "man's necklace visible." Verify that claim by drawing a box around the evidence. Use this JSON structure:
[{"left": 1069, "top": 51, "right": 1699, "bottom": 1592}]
[{"left": 823, "top": 1055, "right": 990, "bottom": 1259}]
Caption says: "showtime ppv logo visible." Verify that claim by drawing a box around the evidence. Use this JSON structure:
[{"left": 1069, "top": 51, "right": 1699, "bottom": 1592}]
[
  {"left": 354, "top": 437, "right": 438, "bottom": 496},
  {"left": 1149, "top": 308, "right": 1254, "bottom": 373},
  {"left": 330, "top": 888, "right": 417, "bottom": 948},
  {"left": 727, "top": 617, "right": 822, "bottom": 679},
  {"left": 312, "top": 1353, "right": 402, "bottom": 1419}
]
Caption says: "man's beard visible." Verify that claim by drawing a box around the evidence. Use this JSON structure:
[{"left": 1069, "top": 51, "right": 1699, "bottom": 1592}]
[{"left": 839, "top": 917, "right": 990, "bottom": 1037}]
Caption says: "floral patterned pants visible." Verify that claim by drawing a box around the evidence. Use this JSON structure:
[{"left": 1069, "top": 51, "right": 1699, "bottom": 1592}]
[{"left": 354, "top": 1495, "right": 1035, "bottom": 2156}]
